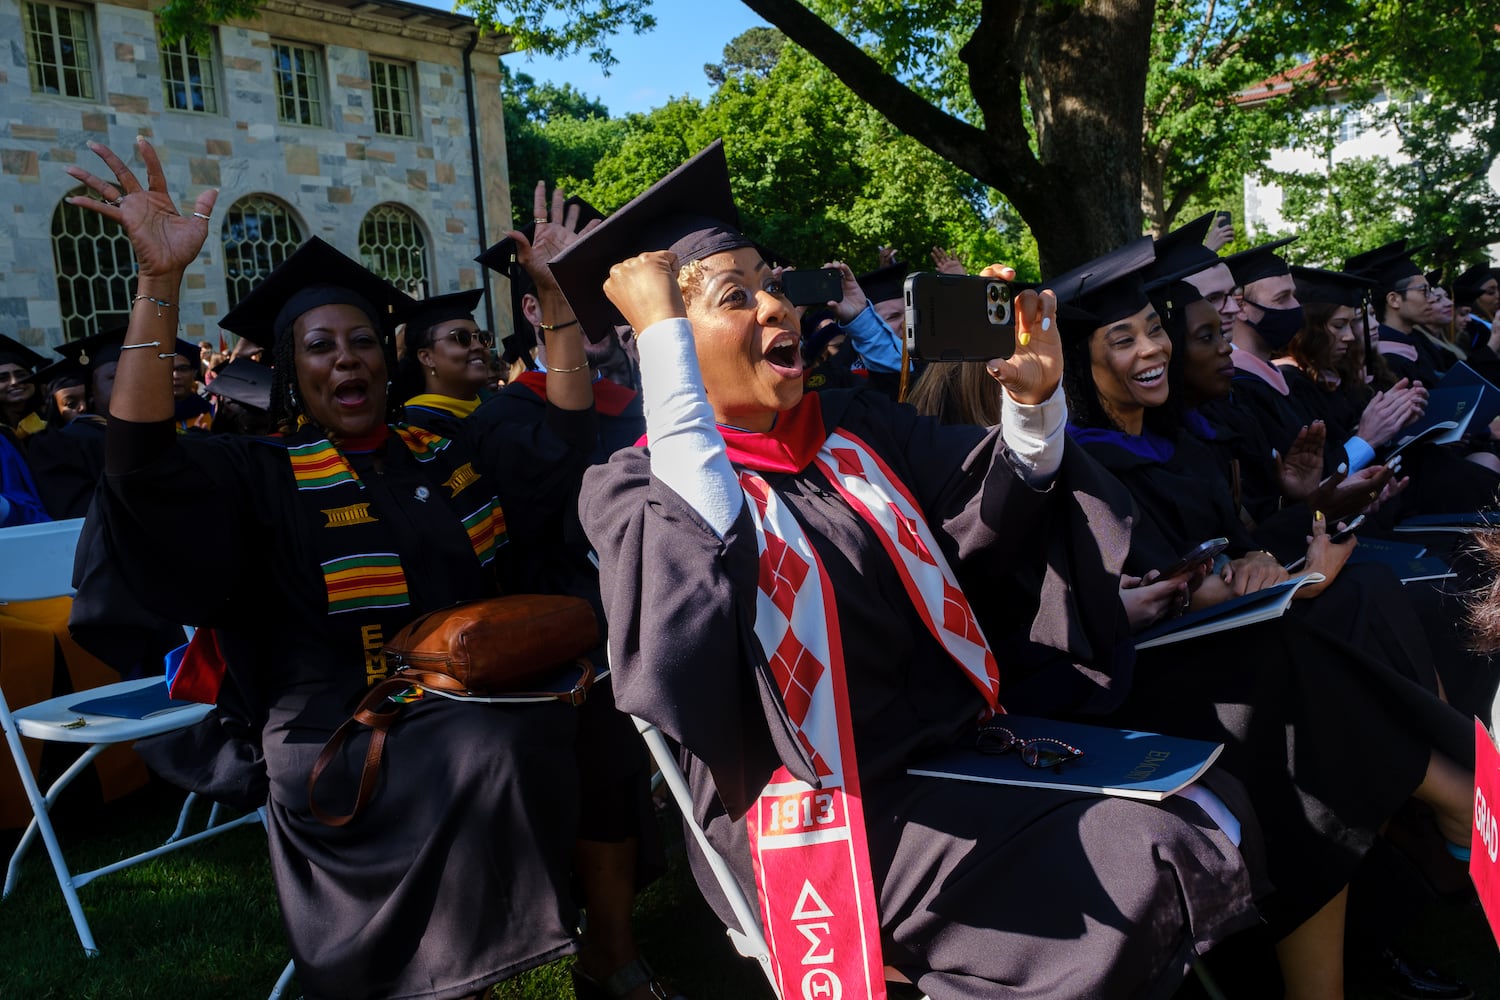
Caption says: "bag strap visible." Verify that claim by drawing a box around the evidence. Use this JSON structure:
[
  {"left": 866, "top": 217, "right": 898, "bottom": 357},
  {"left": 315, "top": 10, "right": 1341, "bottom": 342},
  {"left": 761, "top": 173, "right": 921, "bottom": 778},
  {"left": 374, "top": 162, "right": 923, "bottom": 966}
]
[
  {"left": 306, "top": 661, "right": 597, "bottom": 827},
  {"left": 308, "top": 677, "right": 411, "bottom": 828}
]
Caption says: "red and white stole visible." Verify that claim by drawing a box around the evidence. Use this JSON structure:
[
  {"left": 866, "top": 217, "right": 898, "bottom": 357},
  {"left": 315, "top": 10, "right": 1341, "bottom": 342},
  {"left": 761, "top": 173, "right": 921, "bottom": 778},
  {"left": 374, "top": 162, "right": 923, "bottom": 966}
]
[{"left": 721, "top": 393, "right": 1002, "bottom": 1000}]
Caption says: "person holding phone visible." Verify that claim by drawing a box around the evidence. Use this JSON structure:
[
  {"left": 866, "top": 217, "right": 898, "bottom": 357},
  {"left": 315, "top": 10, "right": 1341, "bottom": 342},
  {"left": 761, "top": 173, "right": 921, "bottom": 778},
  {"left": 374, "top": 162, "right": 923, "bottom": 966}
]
[
  {"left": 558, "top": 141, "right": 1261, "bottom": 1000},
  {"left": 1053, "top": 236, "right": 1476, "bottom": 1000}
]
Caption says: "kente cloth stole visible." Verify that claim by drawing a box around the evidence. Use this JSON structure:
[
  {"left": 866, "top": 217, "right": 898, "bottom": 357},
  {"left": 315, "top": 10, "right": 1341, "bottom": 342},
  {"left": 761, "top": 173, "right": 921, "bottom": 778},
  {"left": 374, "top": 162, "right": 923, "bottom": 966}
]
[
  {"left": 287, "top": 427, "right": 507, "bottom": 617},
  {"left": 736, "top": 427, "right": 1003, "bottom": 1000}
]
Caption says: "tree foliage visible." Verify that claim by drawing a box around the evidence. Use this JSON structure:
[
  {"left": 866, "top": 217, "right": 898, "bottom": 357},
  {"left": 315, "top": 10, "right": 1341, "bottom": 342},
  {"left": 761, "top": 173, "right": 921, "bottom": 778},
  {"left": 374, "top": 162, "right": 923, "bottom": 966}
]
[
  {"left": 460, "top": 0, "right": 655, "bottom": 71},
  {"left": 704, "top": 26, "right": 786, "bottom": 86}
]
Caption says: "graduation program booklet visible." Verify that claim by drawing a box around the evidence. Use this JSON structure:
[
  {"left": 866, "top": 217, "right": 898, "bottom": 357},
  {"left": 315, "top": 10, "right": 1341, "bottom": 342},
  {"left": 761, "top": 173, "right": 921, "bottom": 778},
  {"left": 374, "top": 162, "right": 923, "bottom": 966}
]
[
  {"left": 1347, "top": 536, "right": 1456, "bottom": 584},
  {"left": 1131, "top": 573, "right": 1325, "bottom": 650},
  {"left": 907, "top": 716, "right": 1223, "bottom": 802},
  {"left": 1385, "top": 382, "right": 1485, "bottom": 457}
]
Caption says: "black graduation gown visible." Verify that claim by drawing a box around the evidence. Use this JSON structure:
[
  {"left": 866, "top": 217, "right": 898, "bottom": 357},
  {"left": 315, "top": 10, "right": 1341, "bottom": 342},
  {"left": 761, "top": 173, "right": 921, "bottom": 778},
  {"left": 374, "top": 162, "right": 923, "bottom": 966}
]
[
  {"left": 24, "top": 415, "right": 106, "bottom": 519},
  {"left": 1076, "top": 429, "right": 1473, "bottom": 929},
  {"left": 97, "top": 407, "right": 596, "bottom": 1000},
  {"left": 581, "top": 387, "right": 1259, "bottom": 1000},
  {"left": 1377, "top": 324, "right": 1447, "bottom": 387}
]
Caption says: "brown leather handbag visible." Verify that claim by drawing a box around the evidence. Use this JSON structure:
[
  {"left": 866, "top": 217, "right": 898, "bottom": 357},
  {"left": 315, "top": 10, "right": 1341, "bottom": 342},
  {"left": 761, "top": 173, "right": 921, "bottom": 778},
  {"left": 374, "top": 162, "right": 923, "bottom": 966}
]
[{"left": 308, "top": 594, "right": 599, "bottom": 826}]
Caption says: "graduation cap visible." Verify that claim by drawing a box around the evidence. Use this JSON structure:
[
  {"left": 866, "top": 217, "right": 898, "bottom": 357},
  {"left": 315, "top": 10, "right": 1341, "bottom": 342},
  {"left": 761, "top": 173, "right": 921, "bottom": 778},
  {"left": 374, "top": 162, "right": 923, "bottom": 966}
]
[
  {"left": 499, "top": 330, "right": 534, "bottom": 368},
  {"left": 1344, "top": 239, "right": 1423, "bottom": 289},
  {"left": 1455, "top": 262, "right": 1498, "bottom": 303},
  {"left": 1224, "top": 236, "right": 1297, "bottom": 288},
  {"left": 54, "top": 325, "right": 129, "bottom": 371},
  {"left": 218, "top": 236, "right": 414, "bottom": 350},
  {"left": 404, "top": 289, "right": 486, "bottom": 348},
  {"left": 204, "top": 358, "right": 272, "bottom": 412},
  {"left": 1290, "top": 266, "right": 1375, "bottom": 308},
  {"left": 0, "top": 333, "right": 46, "bottom": 372},
  {"left": 1146, "top": 211, "right": 1220, "bottom": 282},
  {"left": 1044, "top": 236, "right": 1157, "bottom": 338},
  {"left": 173, "top": 338, "right": 202, "bottom": 367},
  {"left": 856, "top": 262, "right": 909, "bottom": 305},
  {"left": 24, "top": 356, "right": 85, "bottom": 389},
  {"left": 548, "top": 140, "right": 759, "bottom": 344}
]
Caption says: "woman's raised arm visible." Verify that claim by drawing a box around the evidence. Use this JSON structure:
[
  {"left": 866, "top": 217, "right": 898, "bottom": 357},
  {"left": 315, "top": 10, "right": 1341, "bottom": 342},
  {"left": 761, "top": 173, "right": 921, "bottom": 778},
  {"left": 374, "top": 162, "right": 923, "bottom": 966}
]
[{"left": 65, "top": 138, "right": 215, "bottom": 424}]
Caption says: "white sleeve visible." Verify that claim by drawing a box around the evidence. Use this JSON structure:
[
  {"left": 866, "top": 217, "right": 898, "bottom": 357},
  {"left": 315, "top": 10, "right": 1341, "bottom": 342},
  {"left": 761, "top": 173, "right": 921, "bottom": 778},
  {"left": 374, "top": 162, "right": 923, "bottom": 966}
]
[
  {"left": 999, "top": 383, "right": 1067, "bottom": 485},
  {"left": 638, "top": 317, "right": 744, "bottom": 537}
]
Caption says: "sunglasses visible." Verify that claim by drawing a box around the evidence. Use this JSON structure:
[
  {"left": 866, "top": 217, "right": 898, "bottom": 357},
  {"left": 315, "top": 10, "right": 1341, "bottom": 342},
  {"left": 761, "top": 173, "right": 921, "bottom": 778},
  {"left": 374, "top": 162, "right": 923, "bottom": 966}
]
[
  {"left": 973, "top": 723, "right": 1085, "bottom": 769},
  {"left": 434, "top": 329, "right": 495, "bottom": 349}
]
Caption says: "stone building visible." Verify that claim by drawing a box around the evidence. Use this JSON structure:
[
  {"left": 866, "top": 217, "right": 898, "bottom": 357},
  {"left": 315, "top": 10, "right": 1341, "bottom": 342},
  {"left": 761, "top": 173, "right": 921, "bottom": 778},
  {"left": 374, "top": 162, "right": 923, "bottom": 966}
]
[{"left": 0, "top": 0, "right": 514, "bottom": 352}]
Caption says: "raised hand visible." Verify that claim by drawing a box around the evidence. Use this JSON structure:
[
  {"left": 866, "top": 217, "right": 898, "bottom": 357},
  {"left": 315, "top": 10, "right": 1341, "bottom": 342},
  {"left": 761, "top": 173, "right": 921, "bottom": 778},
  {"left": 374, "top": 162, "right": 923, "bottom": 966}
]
[
  {"left": 66, "top": 138, "right": 215, "bottom": 281},
  {"left": 505, "top": 180, "right": 601, "bottom": 301},
  {"left": 821, "top": 261, "right": 867, "bottom": 323},
  {"left": 1276, "top": 422, "right": 1327, "bottom": 499},
  {"left": 982, "top": 265, "right": 1059, "bottom": 406},
  {"left": 604, "top": 251, "right": 686, "bottom": 335},
  {"left": 930, "top": 246, "right": 967, "bottom": 275}
]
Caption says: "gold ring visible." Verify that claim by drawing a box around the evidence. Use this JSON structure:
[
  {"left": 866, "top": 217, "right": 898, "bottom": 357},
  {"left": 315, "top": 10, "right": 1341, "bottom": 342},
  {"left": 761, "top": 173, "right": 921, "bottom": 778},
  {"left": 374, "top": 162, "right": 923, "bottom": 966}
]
[{"left": 533, "top": 217, "right": 547, "bottom": 224}]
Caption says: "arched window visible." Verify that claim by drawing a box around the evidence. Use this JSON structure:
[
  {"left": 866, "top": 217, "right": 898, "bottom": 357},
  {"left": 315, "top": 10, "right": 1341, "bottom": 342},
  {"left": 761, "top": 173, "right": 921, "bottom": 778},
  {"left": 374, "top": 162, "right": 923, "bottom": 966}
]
[
  {"left": 222, "top": 194, "right": 304, "bottom": 307},
  {"left": 52, "top": 189, "right": 135, "bottom": 341},
  {"left": 359, "top": 204, "right": 428, "bottom": 296}
]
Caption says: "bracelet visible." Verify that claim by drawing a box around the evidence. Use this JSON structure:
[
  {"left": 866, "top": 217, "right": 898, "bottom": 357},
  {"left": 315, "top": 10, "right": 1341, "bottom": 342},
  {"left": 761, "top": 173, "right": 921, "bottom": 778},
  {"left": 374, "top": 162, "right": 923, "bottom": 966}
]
[
  {"left": 133, "top": 294, "right": 176, "bottom": 317},
  {"left": 538, "top": 319, "right": 579, "bottom": 331},
  {"left": 119, "top": 340, "right": 177, "bottom": 360},
  {"left": 546, "top": 361, "right": 590, "bottom": 374}
]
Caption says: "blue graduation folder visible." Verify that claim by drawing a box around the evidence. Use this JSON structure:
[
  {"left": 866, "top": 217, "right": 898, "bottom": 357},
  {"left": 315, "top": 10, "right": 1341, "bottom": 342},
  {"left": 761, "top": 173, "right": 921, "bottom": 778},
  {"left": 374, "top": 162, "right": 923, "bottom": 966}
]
[
  {"left": 1130, "top": 573, "right": 1323, "bottom": 649},
  {"left": 70, "top": 681, "right": 197, "bottom": 720},
  {"left": 1347, "top": 536, "right": 1456, "bottom": 584},
  {"left": 908, "top": 716, "right": 1223, "bottom": 801}
]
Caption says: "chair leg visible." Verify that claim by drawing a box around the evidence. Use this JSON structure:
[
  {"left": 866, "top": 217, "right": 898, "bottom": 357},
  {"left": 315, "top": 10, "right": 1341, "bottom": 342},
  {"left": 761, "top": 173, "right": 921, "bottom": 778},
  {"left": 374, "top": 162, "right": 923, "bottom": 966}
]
[
  {"left": 4, "top": 742, "right": 106, "bottom": 895},
  {"left": 268, "top": 957, "right": 296, "bottom": 999},
  {"left": 1, "top": 714, "right": 103, "bottom": 956},
  {"left": 165, "top": 791, "right": 200, "bottom": 844}
]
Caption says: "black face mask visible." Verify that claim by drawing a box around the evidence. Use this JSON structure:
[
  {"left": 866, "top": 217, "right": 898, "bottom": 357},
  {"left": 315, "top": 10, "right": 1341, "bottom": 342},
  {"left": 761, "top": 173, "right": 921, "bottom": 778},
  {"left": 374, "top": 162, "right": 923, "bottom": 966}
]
[{"left": 1245, "top": 301, "right": 1306, "bottom": 350}]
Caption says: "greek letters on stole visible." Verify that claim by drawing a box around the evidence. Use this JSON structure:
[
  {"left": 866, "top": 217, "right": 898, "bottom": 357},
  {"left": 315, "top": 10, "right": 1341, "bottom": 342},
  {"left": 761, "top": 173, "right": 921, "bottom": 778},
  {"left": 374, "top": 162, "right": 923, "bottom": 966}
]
[
  {"left": 288, "top": 425, "right": 507, "bottom": 685},
  {"left": 733, "top": 423, "right": 1003, "bottom": 1000}
]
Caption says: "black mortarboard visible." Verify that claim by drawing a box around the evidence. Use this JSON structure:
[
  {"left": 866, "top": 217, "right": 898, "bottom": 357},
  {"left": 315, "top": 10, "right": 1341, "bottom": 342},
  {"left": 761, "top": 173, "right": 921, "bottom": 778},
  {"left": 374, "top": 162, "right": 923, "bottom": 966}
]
[
  {"left": 1146, "top": 211, "right": 1219, "bottom": 281},
  {"left": 549, "top": 141, "right": 757, "bottom": 343},
  {"left": 1046, "top": 237, "right": 1157, "bottom": 337},
  {"left": 1344, "top": 239, "right": 1422, "bottom": 289},
  {"left": 54, "top": 325, "right": 128, "bottom": 371},
  {"left": 173, "top": 338, "right": 202, "bottom": 366},
  {"left": 500, "top": 330, "right": 533, "bottom": 367},
  {"left": 0, "top": 334, "right": 46, "bottom": 372},
  {"left": 1224, "top": 236, "right": 1297, "bottom": 287},
  {"left": 1290, "top": 265, "right": 1375, "bottom": 308},
  {"left": 1455, "top": 262, "right": 1498, "bottom": 303},
  {"left": 403, "top": 289, "right": 486, "bottom": 348},
  {"left": 856, "top": 262, "right": 909, "bottom": 304},
  {"left": 204, "top": 358, "right": 272, "bottom": 412},
  {"left": 218, "top": 236, "right": 413, "bottom": 350},
  {"left": 24, "top": 356, "right": 84, "bottom": 388}
]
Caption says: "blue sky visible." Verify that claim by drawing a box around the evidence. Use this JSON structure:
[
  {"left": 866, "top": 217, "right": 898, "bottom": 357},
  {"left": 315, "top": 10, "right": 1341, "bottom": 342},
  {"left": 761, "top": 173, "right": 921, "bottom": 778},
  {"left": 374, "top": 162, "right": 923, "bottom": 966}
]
[{"left": 430, "top": 1, "right": 772, "bottom": 116}]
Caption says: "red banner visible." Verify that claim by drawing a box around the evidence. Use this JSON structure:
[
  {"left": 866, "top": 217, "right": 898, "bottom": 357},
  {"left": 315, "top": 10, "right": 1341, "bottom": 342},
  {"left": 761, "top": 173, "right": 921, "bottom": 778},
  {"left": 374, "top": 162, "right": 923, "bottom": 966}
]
[{"left": 1473, "top": 718, "right": 1500, "bottom": 946}]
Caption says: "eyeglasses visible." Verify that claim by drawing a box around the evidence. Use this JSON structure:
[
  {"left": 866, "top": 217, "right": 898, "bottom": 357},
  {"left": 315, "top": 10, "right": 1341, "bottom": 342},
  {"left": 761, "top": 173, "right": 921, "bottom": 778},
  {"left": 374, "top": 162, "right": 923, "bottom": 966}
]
[
  {"left": 433, "top": 329, "right": 495, "bottom": 349},
  {"left": 1400, "top": 284, "right": 1439, "bottom": 300},
  {"left": 973, "top": 723, "right": 1085, "bottom": 769}
]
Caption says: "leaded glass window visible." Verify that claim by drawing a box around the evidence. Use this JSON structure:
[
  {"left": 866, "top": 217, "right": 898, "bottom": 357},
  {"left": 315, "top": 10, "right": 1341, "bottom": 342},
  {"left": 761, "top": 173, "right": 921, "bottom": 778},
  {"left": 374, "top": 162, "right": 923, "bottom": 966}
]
[
  {"left": 360, "top": 205, "right": 428, "bottom": 296},
  {"left": 222, "top": 195, "right": 305, "bottom": 307},
  {"left": 52, "top": 190, "right": 134, "bottom": 341}
]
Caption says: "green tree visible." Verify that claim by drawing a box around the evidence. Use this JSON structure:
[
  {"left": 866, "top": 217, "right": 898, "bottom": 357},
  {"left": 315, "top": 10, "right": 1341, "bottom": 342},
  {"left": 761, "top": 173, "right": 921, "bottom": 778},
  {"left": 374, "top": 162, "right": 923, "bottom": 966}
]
[
  {"left": 500, "top": 65, "right": 627, "bottom": 229},
  {"left": 704, "top": 26, "right": 787, "bottom": 86}
]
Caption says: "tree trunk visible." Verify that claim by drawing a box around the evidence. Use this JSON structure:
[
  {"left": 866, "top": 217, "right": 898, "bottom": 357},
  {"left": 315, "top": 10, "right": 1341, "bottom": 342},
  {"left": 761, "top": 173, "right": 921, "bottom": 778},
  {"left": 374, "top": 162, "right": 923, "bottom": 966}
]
[
  {"left": 742, "top": 0, "right": 1156, "bottom": 275},
  {"left": 1023, "top": 0, "right": 1156, "bottom": 272}
]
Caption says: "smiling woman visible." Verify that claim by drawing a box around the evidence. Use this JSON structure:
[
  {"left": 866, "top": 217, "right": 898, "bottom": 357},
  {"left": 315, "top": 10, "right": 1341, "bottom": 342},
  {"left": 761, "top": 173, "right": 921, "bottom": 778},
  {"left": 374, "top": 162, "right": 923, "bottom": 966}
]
[
  {"left": 61, "top": 138, "right": 603, "bottom": 1000},
  {"left": 397, "top": 288, "right": 494, "bottom": 436}
]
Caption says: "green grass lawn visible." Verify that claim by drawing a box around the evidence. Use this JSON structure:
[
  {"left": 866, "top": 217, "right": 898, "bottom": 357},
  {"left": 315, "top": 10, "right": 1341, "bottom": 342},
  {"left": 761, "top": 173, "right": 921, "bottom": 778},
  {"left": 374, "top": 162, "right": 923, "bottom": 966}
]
[{"left": 1, "top": 778, "right": 1495, "bottom": 999}]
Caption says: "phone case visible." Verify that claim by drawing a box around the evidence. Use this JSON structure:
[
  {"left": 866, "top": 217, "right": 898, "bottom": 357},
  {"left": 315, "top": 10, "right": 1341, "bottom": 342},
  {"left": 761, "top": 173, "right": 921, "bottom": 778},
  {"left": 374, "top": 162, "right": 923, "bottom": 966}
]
[
  {"left": 904, "top": 272, "right": 1017, "bottom": 362},
  {"left": 780, "top": 268, "right": 843, "bottom": 307}
]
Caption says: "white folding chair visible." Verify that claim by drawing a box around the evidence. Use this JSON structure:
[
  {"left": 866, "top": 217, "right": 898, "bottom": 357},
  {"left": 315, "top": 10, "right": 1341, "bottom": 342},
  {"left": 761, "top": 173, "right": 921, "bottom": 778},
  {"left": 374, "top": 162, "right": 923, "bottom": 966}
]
[
  {"left": 634, "top": 713, "right": 1229, "bottom": 1000},
  {"left": 0, "top": 518, "right": 262, "bottom": 957},
  {"left": 631, "top": 715, "right": 927, "bottom": 999}
]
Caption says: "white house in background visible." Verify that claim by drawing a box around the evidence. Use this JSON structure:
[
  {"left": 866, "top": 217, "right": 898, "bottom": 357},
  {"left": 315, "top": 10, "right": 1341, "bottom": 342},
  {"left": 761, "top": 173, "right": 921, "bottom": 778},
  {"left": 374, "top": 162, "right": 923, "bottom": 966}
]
[{"left": 1237, "top": 60, "right": 1500, "bottom": 258}]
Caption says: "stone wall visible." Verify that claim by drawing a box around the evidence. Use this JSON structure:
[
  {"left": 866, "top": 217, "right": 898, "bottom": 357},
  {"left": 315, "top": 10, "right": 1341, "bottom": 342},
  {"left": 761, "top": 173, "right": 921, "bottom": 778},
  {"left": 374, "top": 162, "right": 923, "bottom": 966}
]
[{"left": 0, "top": 0, "right": 512, "bottom": 351}]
